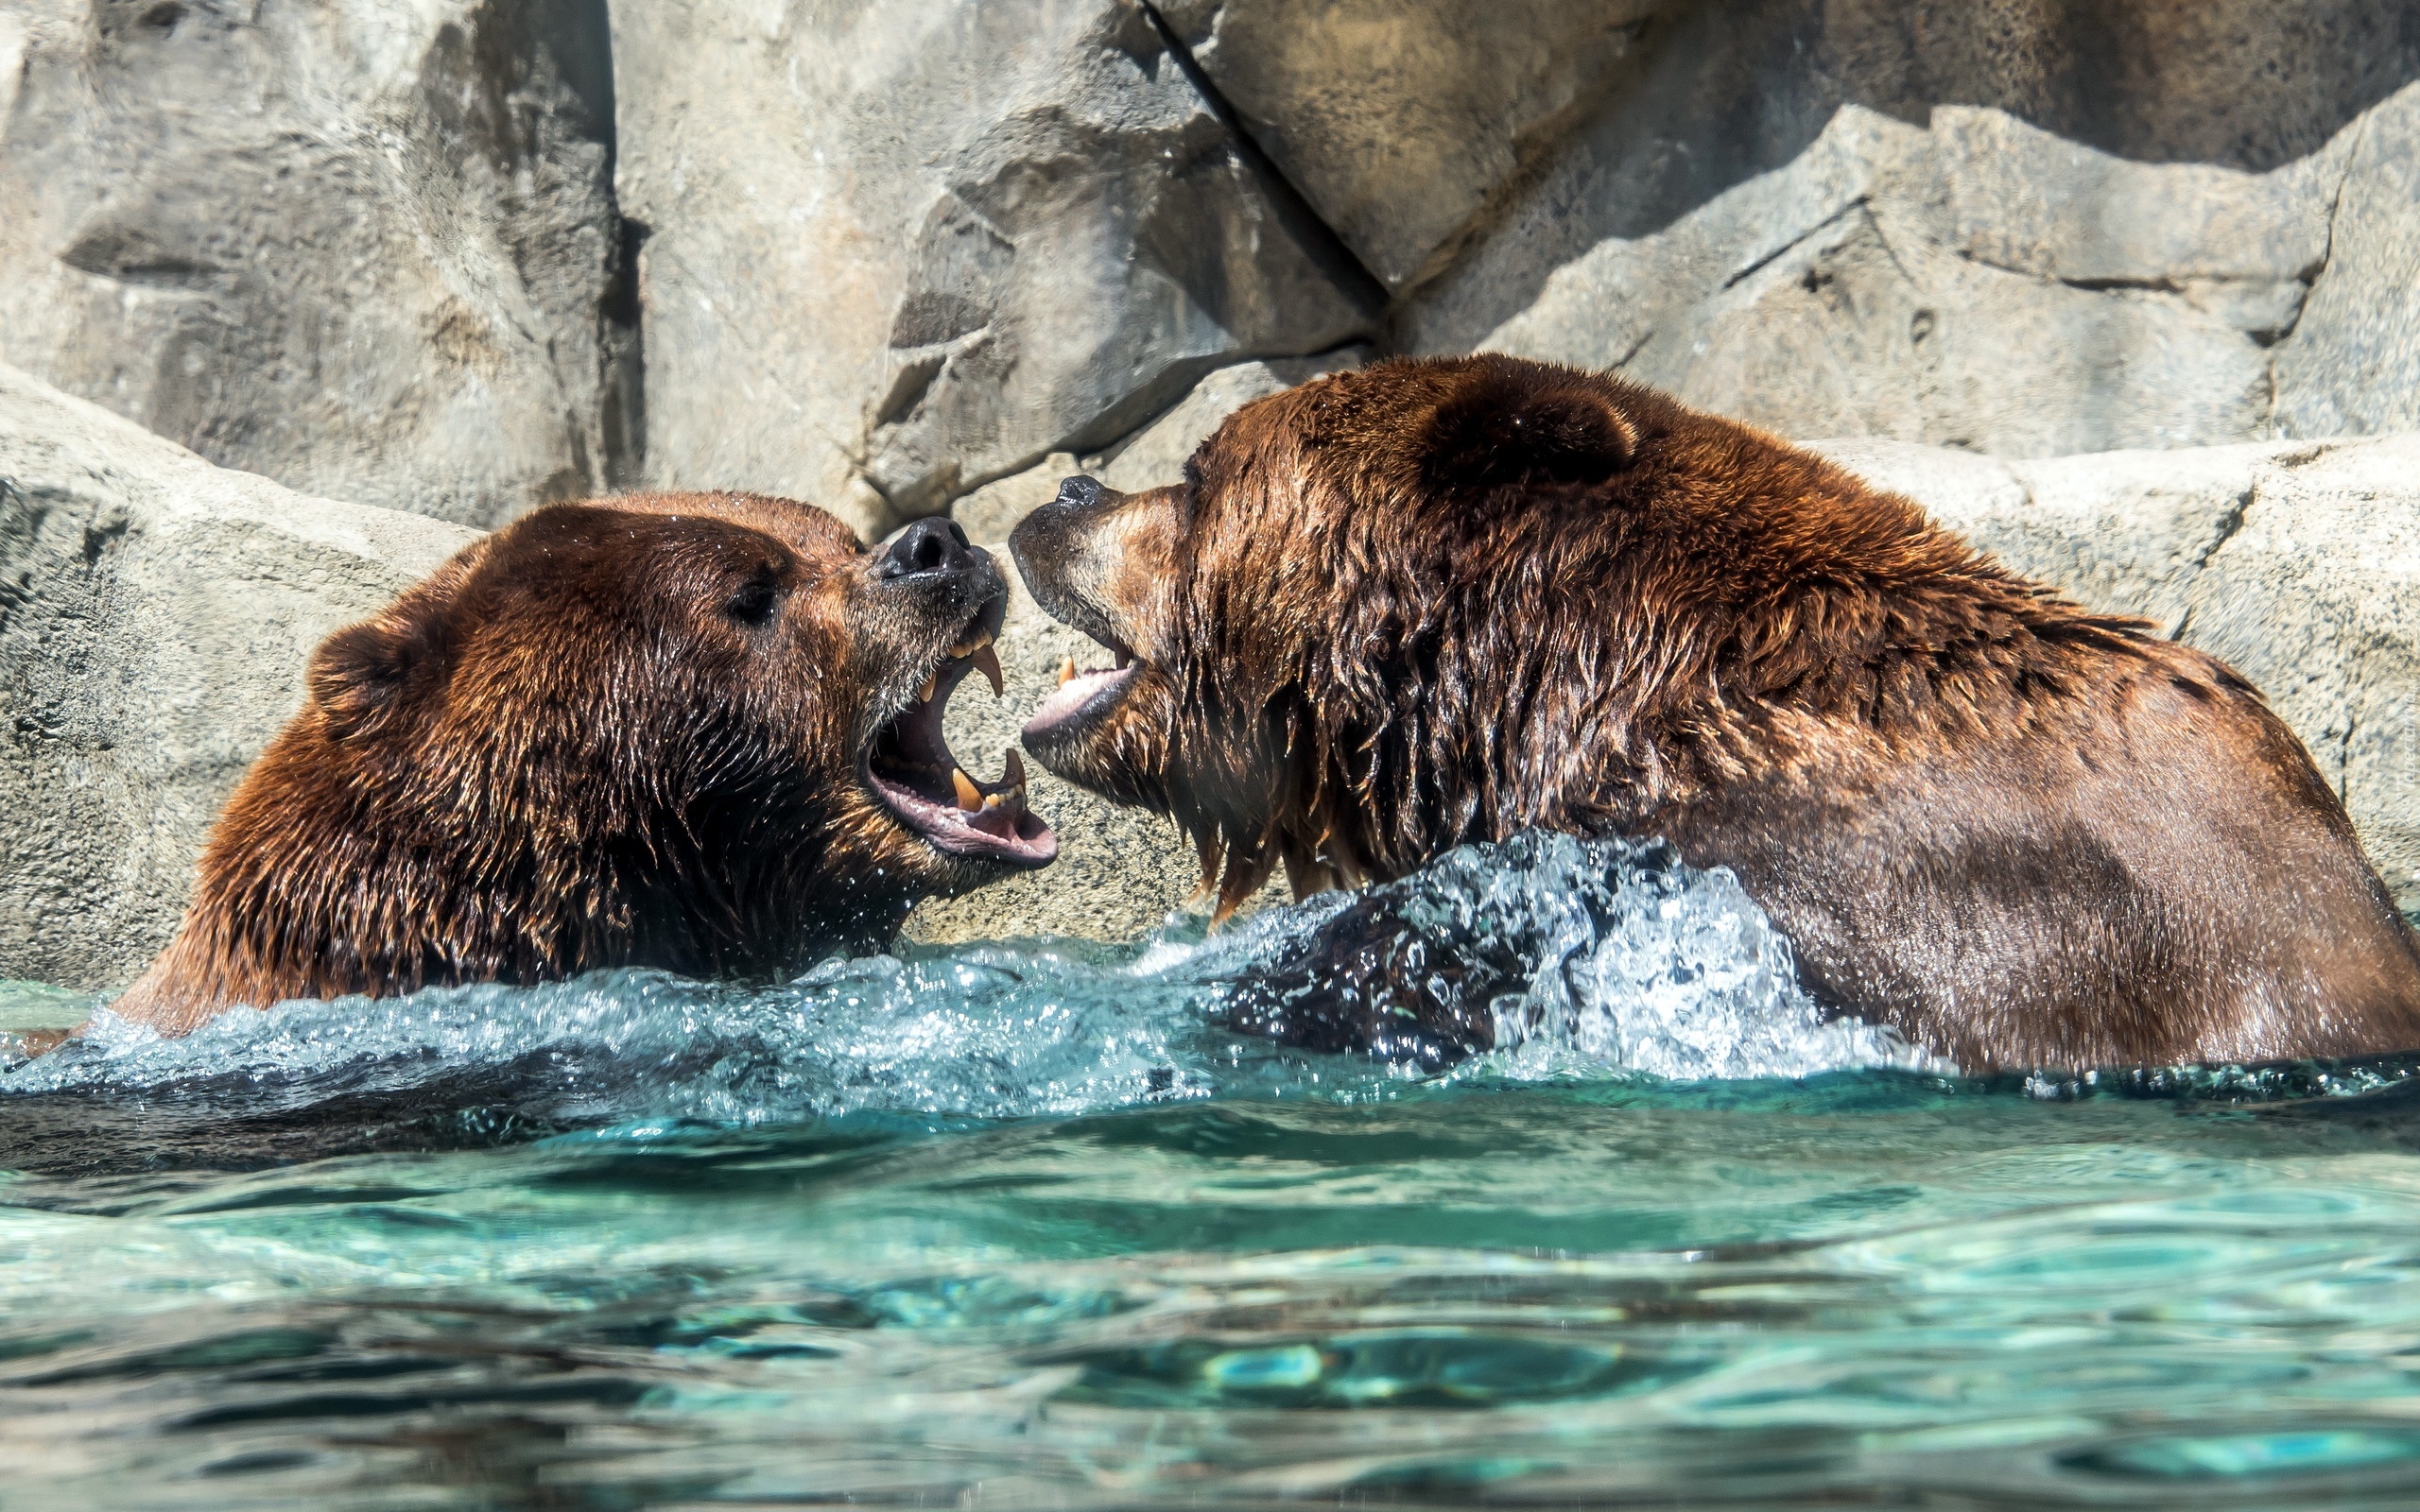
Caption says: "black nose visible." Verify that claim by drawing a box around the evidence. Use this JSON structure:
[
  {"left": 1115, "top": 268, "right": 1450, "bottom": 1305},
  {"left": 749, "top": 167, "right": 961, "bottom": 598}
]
[
  {"left": 880, "top": 516, "right": 977, "bottom": 579},
  {"left": 1054, "top": 475, "right": 1103, "bottom": 509}
]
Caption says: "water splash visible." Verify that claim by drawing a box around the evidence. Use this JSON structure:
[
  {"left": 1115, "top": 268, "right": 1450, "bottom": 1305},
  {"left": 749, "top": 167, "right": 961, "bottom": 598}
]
[{"left": 1, "top": 833, "right": 1929, "bottom": 1128}]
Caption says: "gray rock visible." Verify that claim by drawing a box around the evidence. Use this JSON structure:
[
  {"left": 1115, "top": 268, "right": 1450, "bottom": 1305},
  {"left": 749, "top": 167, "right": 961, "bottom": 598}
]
[
  {"left": 0, "top": 364, "right": 478, "bottom": 991},
  {"left": 614, "top": 0, "right": 1370, "bottom": 541},
  {"left": 2274, "top": 83, "right": 2420, "bottom": 438},
  {"left": 0, "top": 0, "right": 633, "bottom": 528},
  {"left": 1813, "top": 434, "right": 2420, "bottom": 912},
  {"left": 1474, "top": 101, "right": 2369, "bottom": 456},
  {"left": 1154, "top": 0, "right": 1665, "bottom": 292},
  {"left": 1403, "top": 0, "right": 2420, "bottom": 351},
  {"left": 1379, "top": 0, "right": 2420, "bottom": 455}
]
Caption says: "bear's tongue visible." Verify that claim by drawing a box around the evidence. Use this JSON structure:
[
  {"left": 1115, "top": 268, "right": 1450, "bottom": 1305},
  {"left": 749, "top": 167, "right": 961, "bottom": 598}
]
[{"left": 865, "top": 652, "right": 1057, "bottom": 867}]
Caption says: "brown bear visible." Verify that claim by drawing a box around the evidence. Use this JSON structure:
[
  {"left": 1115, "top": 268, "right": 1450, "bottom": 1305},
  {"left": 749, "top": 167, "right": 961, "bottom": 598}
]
[
  {"left": 109, "top": 493, "right": 1054, "bottom": 1038},
  {"left": 1010, "top": 354, "right": 2420, "bottom": 1072}
]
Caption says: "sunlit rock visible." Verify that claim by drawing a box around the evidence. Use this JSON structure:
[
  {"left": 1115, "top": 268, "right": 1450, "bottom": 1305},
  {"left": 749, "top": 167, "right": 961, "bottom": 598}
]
[
  {"left": 0, "top": 0, "right": 633, "bottom": 527},
  {"left": 613, "top": 0, "right": 1371, "bottom": 540},
  {"left": 1153, "top": 0, "right": 1667, "bottom": 292}
]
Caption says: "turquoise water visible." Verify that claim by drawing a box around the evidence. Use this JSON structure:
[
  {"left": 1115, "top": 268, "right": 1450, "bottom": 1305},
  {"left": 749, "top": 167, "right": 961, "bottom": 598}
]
[{"left": 7, "top": 835, "right": 2420, "bottom": 1509}]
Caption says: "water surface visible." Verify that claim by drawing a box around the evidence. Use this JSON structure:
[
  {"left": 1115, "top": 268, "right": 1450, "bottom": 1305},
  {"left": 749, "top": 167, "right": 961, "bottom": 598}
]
[{"left": 7, "top": 835, "right": 2420, "bottom": 1509}]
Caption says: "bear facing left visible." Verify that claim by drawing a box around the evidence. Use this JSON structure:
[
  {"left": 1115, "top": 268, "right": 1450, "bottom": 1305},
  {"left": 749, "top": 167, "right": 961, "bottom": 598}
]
[{"left": 101, "top": 493, "right": 1055, "bottom": 1040}]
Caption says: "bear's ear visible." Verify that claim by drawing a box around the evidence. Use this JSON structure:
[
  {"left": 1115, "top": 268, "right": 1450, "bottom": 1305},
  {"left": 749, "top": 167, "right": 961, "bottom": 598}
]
[
  {"left": 307, "top": 610, "right": 443, "bottom": 742},
  {"left": 1418, "top": 366, "right": 1636, "bottom": 491}
]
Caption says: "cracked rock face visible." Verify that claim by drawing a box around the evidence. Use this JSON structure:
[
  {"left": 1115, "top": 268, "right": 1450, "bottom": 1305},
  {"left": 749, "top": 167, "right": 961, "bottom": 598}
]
[
  {"left": 2273, "top": 83, "right": 2420, "bottom": 438},
  {"left": 1154, "top": 0, "right": 1669, "bottom": 293},
  {"left": 0, "top": 364, "right": 478, "bottom": 990},
  {"left": 614, "top": 0, "right": 1370, "bottom": 540},
  {"left": 1398, "top": 0, "right": 2420, "bottom": 457},
  {"left": 1474, "top": 104, "right": 2359, "bottom": 455},
  {"left": 0, "top": 0, "right": 634, "bottom": 527}
]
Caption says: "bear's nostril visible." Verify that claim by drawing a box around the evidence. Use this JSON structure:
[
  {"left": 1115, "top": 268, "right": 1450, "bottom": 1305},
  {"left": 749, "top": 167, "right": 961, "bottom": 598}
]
[{"left": 881, "top": 516, "right": 973, "bottom": 580}]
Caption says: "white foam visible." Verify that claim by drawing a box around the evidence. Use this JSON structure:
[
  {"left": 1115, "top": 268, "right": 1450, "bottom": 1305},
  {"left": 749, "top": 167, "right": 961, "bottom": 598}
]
[{"left": 2, "top": 832, "right": 1934, "bottom": 1122}]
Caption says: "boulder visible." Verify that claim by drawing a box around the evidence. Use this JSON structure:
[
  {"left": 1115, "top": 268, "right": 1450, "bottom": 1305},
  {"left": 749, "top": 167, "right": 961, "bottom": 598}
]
[
  {"left": 1152, "top": 0, "right": 1667, "bottom": 292},
  {"left": 1391, "top": 0, "right": 2420, "bottom": 455},
  {"left": 0, "top": 0, "right": 634, "bottom": 528},
  {"left": 2273, "top": 83, "right": 2420, "bottom": 438},
  {"left": 612, "top": 0, "right": 1372, "bottom": 541},
  {"left": 1813, "top": 434, "right": 2420, "bottom": 913},
  {"left": 0, "top": 365, "right": 477, "bottom": 991},
  {"left": 1469, "top": 101, "right": 2365, "bottom": 456}
]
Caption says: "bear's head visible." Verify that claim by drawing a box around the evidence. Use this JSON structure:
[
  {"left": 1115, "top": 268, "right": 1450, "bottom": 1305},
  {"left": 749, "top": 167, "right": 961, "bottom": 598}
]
[
  {"left": 1011, "top": 355, "right": 1716, "bottom": 914},
  {"left": 182, "top": 492, "right": 1053, "bottom": 1010}
]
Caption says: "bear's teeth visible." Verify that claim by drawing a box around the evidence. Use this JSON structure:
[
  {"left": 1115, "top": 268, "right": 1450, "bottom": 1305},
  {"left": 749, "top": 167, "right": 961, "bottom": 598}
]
[
  {"left": 1057, "top": 656, "right": 1077, "bottom": 686},
  {"left": 971, "top": 643, "right": 1004, "bottom": 696},
  {"left": 919, "top": 672, "right": 938, "bottom": 703},
  {"left": 947, "top": 627, "right": 994, "bottom": 658},
  {"left": 1002, "top": 747, "right": 1026, "bottom": 794},
  {"left": 952, "top": 768, "right": 984, "bottom": 812},
  {"left": 1115, "top": 647, "right": 1132, "bottom": 670}
]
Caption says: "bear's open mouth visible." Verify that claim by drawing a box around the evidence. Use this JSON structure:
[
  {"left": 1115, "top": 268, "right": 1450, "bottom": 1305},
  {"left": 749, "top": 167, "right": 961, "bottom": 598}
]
[
  {"left": 863, "top": 602, "right": 1058, "bottom": 869},
  {"left": 1021, "top": 631, "right": 1141, "bottom": 744}
]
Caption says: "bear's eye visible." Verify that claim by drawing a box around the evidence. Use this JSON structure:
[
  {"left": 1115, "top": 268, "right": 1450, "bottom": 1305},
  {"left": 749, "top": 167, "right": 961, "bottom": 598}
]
[{"left": 724, "top": 572, "right": 781, "bottom": 626}]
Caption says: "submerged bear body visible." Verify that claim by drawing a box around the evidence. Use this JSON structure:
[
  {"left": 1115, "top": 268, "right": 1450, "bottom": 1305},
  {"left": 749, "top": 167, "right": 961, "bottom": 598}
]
[
  {"left": 113, "top": 495, "right": 1052, "bottom": 1037},
  {"left": 1011, "top": 355, "right": 2420, "bottom": 1072}
]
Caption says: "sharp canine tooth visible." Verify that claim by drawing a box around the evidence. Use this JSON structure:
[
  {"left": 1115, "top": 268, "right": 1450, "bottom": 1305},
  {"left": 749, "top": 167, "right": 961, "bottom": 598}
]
[
  {"left": 1002, "top": 747, "right": 1026, "bottom": 793},
  {"left": 1115, "top": 647, "right": 1132, "bottom": 670},
  {"left": 972, "top": 643, "right": 1004, "bottom": 696},
  {"left": 919, "top": 672, "right": 937, "bottom": 703},
  {"left": 1057, "top": 655, "right": 1076, "bottom": 686},
  {"left": 951, "top": 768, "right": 983, "bottom": 812}
]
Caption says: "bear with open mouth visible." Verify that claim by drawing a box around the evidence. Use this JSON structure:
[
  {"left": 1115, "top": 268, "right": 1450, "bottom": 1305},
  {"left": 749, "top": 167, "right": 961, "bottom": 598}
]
[
  {"left": 109, "top": 494, "right": 1054, "bottom": 1038},
  {"left": 1010, "top": 354, "right": 2420, "bottom": 1073}
]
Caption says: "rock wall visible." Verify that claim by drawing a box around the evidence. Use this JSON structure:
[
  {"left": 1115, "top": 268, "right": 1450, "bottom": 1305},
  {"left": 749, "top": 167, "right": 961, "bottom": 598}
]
[
  {"left": 1393, "top": 0, "right": 2420, "bottom": 461},
  {"left": 0, "top": 365, "right": 476, "bottom": 990},
  {"left": 612, "top": 0, "right": 1374, "bottom": 540},
  {"left": 0, "top": 0, "right": 636, "bottom": 528},
  {"left": 2, "top": 0, "right": 2413, "bottom": 532}
]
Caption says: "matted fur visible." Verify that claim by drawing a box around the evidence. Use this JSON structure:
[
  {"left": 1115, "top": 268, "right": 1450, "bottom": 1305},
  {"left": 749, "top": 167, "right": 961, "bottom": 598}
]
[{"left": 1012, "top": 355, "right": 2420, "bottom": 1070}]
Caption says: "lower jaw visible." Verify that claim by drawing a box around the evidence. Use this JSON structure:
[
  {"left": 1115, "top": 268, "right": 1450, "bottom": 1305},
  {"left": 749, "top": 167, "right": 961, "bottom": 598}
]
[
  {"left": 863, "top": 778, "right": 1058, "bottom": 869},
  {"left": 1021, "top": 666, "right": 1135, "bottom": 746}
]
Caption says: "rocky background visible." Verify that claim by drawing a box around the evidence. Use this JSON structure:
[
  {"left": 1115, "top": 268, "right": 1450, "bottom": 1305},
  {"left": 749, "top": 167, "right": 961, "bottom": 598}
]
[{"left": 4, "top": 0, "right": 2419, "bottom": 988}]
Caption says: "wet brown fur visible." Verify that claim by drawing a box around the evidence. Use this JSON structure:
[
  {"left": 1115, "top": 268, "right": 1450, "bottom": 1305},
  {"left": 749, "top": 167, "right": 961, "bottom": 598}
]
[
  {"left": 114, "top": 492, "right": 1011, "bottom": 1037},
  {"left": 1011, "top": 355, "right": 2420, "bottom": 1071}
]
